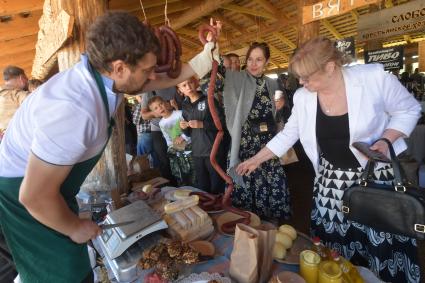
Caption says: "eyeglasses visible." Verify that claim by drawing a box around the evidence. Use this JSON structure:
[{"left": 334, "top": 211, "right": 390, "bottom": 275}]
[{"left": 298, "top": 69, "right": 320, "bottom": 83}]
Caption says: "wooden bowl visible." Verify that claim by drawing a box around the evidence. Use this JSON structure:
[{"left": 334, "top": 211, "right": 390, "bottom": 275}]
[
  {"left": 188, "top": 240, "right": 215, "bottom": 257},
  {"left": 277, "top": 271, "right": 306, "bottom": 283},
  {"left": 215, "top": 211, "right": 261, "bottom": 236}
]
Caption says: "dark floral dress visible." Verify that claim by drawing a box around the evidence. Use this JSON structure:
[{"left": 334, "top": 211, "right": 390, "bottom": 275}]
[
  {"left": 200, "top": 61, "right": 291, "bottom": 220},
  {"left": 232, "top": 76, "right": 291, "bottom": 221}
]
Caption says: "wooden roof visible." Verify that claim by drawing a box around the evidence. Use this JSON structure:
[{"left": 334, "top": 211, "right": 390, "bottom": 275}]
[{"left": 0, "top": 0, "right": 423, "bottom": 82}]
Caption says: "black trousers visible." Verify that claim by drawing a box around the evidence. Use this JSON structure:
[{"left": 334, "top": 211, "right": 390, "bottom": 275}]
[
  {"left": 151, "top": 131, "right": 177, "bottom": 186},
  {"left": 193, "top": 156, "right": 225, "bottom": 194}
]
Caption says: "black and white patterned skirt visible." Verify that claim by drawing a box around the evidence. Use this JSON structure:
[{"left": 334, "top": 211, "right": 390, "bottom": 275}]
[{"left": 311, "top": 156, "right": 420, "bottom": 283}]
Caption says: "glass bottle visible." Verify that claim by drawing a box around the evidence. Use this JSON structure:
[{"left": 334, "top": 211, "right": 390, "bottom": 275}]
[
  {"left": 312, "top": 237, "right": 330, "bottom": 260},
  {"left": 300, "top": 250, "right": 321, "bottom": 283},
  {"left": 331, "top": 251, "right": 365, "bottom": 283},
  {"left": 318, "top": 261, "right": 342, "bottom": 283}
]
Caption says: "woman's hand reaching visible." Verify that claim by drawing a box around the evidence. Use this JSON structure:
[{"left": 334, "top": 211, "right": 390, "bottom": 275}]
[
  {"left": 236, "top": 147, "right": 277, "bottom": 176},
  {"left": 236, "top": 157, "right": 261, "bottom": 176}
]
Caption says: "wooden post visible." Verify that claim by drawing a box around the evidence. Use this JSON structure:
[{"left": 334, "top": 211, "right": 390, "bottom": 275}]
[
  {"left": 418, "top": 41, "right": 425, "bottom": 73},
  {"left": 33, "top": 0, "right": 128, "bottom": 200},
  {"left": 57, "top": 0, "right": 128, "bottom": 200},
  {"left": 297, "top": 0, "right": 320, "bottom": 46},
  {"left": 364, "top": 4, "right": 382, "bottom": 55}
]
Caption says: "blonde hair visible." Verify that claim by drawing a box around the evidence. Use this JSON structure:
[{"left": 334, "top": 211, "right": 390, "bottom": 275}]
[{"left": 289, "top": 36, "right": 351, "bottom": 78}]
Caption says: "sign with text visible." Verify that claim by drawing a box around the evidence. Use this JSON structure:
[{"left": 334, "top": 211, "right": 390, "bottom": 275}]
[
  {"left": 335, "top": 37, "right": 356, "bottom": 60},
  {"left": 364, "top": 46, "right": 404, "bottom": 70},
  {"left": 358, "top": 0, "right": 425, "bottom": 41},
  {"left": 302, "top": 0, "right": 379, "bottom": 24}
]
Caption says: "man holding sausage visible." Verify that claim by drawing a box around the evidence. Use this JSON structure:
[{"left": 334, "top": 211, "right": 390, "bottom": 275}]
[{"left": 0, "top": 11, "right": 220, "bottom": 283}]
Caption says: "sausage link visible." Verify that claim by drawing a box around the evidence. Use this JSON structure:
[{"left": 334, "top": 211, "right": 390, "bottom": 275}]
[
  {"left": 198, "top": 24, "right": 217, "bottom": 45},
  {"left": 198, "top": 26, "right": 251, "bottom": 234}
]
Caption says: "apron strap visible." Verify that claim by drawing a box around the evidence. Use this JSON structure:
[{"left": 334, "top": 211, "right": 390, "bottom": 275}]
[{"left": 89, "top": 63, "right": 115, "bottom": 136}]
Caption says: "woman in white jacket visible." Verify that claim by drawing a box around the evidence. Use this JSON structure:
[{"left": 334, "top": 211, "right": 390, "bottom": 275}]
[{"left": 237, "top": 37, "right": 421, "bottom": 283}]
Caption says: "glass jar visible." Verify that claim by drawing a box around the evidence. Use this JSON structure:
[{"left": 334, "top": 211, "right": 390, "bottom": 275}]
[
  {"left": 318, "top": 261, "right": 342, "bottom": 283},
  {"left": 299, "top": 250, "right": 321, "bottom": 283}
]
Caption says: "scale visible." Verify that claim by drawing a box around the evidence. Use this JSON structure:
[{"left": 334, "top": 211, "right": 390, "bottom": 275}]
[{"left": 97, "top": 200, "right": 168, "bottom": 259}]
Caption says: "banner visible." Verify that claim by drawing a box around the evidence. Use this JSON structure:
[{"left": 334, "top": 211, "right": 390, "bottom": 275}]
[
  {"left": 335, "top": 37, "right": 356, "bottom": 60},
  {"left": 364, "top": 46, "right": 404, "bottom": 70},
  {"left": 303, "top": 0, "right": 379, "bottom": 24},
  {"left": 358, "top": 0, "right": 425, "bottom": 41}
]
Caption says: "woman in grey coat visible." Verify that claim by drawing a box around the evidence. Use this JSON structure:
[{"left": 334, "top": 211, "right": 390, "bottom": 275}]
[{"left": 203, "top": 42, "right": 290, "bottom": 221}]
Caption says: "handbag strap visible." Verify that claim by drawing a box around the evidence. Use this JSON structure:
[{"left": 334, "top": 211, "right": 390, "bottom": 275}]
[
  {"left": 374, "top": 138, "right": 407, "bottom": 187},
  {"left": 360, "top": 138, "right": 408, "bottom": 189}
]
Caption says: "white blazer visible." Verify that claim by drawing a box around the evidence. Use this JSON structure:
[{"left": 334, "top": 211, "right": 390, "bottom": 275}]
[{"left": 267, "top": 64, "right": 421, "bottom": 175}]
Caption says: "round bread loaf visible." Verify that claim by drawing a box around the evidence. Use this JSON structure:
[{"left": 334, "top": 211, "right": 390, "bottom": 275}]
[
  {"left": 275, "top": 232, "right": 293, "bottom": 249},
  {"left": 273, "top": 242, "right": 287, "bottom": 259},
  {"left": 278, "top": 224, "right": 297, "bottom": 241}
]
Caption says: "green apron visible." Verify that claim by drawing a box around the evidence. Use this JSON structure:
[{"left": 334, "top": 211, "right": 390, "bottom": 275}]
[{"left": 0, "top": 66, "right": 114, "bottom": 283}]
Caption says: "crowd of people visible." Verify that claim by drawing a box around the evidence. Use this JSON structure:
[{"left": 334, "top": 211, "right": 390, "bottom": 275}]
[
  {"left": 393, "top": 67, "right": 424, "bottom": 101},
  {"left": 0, "top": 10, "right": 423, "bottom": 283}
]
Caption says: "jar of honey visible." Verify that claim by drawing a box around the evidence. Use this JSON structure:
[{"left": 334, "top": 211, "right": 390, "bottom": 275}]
[
  {"left": 318, "top": 261, "right": 342, "bottom": 283},
  {"left": 299, "top": 250, "right": 321, "bottom": 283}
]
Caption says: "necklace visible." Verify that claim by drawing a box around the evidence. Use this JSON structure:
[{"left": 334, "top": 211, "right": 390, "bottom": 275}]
[{"left": 320, "top": 97, "right": 332, "bottom": 113}]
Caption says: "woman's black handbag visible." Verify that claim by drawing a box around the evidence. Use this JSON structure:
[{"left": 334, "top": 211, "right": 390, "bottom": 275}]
[{"left": 342, "top": 138, "right": 425, "bottom": 240}]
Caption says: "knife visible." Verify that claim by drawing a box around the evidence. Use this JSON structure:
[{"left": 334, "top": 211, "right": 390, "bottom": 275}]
[{"left": 99, "top": 220, "right": 136, "bottom": 230}]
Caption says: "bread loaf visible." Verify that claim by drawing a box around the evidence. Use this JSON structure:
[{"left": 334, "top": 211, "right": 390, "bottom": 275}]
[
  {"left": 164, "top": 195, "right": 199, "bottom": 214},
  {"left": 142, "top": 184, "right": 153, "bottom": 193},
  {"left": 191, "top": 205, "right": 208, "bottom": 226},
  {"left": 171, "top": 211, "right": 191, "bottom": 230},
  {"left": 278, "top": 224, "right": 297, "bottom": 240},
  {"left": 173, "top": 189, "right": 192, "bottom": 200},
  {"left": 183, "top": 208, "right": 199, "bottom": 227},
  {"left": 275, "top": 232, "right": 293, "bottom": 249},
  {"left": 273, "top": 242, "right": 287, "bottom": 259}
]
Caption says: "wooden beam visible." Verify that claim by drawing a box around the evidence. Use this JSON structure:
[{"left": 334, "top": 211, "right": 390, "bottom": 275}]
[
  {"left": 179, "top": 34, "right": 203, "bottom": 48},
  {"left": 109, "top": 0, "right": 180, "bottom": 12},
  {"left": 404, "top": 35, "right": 412, "bottom": 44},
  {"left": 0, "top": 9, "right": 42, "bottom": 41},
  {"left": 321, "top": 19, "right": 342, "bottom": 39},
  {"left": 221, "top": 4, "right": 277, "bottom": 20},
  {"left": 0, "top": 34, "right": 37, "bottom": 57},
  {"left": 143, "top": 2, "right": 191, "bottom": 20},
  {"left": 0, "top": 49, "right": 35, "bottom": 68},
  {"left": 178, "top": 28, "right": 199, "bottom": 37},
  {"left": 350, "top": 10, "right": 359, "bottom": 21},
  {"left": 273, "top": 32, "right": 297, "bottom": 49},
  {"left": 168, "top": 0, "right": 232, "bottom": 30},
  {"left": 384, "top": 0, "right": 393, "bottom": 8},
  {"left": 251, "top": 0, "right": 292, "bottom": 23},
  {"left": 226, "top": 18, "right": 297, "bottom": 48},
  {"left": 268, "top": 44, "right": 289, "bottom": 61},
  {"left": 268, "top": 60, "right": 279, "bottom": 68},
  {"left": 211, "top": 12, "right": 246, "bottom": 35},
  {"left": 0, "top": 0, "right": 44, "bottom": 17}
]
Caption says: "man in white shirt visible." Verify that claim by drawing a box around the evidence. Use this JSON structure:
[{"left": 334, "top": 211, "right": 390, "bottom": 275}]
[
  {"left": 0, "top": 65, "right": 30, "bottom": 142},
  {"left": 0, "top": 11, "right": 221, "bottom": 283}
]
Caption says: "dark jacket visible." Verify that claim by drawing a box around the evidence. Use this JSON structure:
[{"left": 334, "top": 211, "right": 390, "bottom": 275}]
[{"left": 182, "top": 94, "right": 226, "bottom": 157}]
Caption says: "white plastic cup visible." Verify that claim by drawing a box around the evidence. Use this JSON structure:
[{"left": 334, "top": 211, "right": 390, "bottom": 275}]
[{"left": 275, "top": 90, "right": 284, "bottom": 100}]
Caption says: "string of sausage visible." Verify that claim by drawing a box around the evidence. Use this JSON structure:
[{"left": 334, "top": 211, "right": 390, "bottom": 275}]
[
  {"left": 197, "top": 24, "right": 251, "bottom": 234},
  {"left": 146, "top": 22, "right": 182, "bottom": 79}
]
